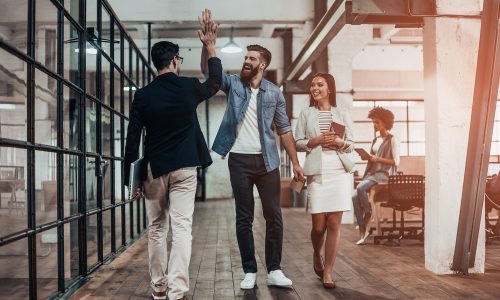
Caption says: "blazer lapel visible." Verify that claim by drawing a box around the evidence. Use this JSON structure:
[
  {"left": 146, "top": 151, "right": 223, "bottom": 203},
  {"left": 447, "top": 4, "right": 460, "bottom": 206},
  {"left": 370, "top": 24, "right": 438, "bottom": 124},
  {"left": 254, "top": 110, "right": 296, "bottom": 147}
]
[{"left": 311, "top": 107, "right": 321, "bottom": 137}]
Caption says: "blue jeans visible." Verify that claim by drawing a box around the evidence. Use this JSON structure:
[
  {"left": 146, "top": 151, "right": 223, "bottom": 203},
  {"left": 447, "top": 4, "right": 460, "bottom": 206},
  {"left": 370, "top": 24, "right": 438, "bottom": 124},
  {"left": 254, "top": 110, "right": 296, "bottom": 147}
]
[{"left": 352, "top": 179, "right": 378, "bottom": 226}]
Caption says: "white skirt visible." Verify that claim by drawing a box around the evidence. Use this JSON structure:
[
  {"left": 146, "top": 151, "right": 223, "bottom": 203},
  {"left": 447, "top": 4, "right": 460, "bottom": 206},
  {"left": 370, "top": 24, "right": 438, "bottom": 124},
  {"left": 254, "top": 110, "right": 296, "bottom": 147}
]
[{"left": 307, "top": 151, "right": 353, "bottom": 214}]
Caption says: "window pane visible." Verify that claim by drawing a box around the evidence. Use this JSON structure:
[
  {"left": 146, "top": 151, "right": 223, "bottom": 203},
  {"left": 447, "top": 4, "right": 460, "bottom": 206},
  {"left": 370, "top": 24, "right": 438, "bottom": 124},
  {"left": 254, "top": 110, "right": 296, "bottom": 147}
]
[
  {"left": 115, "top": 160, "right": 123, "bottom": 202},
  {"left": 353, "top": 122, "right": 374, "bottom": 143},
  {"left": 409, "top": 142, "right": 425, "bottom": 156},
  {"left": 35, "top": 0, "right": 58, "bottom": 75},
  {"left": 102, "top": 8, "right": 111, "bottom": 55},
  {"left": 102, "top": 107, "right": 111, "bottom": 156},
  {"left": 113, "top": 67, "right": 122, "bottom": 113},
  {"left": 124, "top": 81, "right": 132, "bottom": 118},
  {"left": 86, "top": 46, "right": 98, "bottom": 96},
  {"left": 131, "top": 50, "right": 137, "bottom": 82},
  {"left": 63, "top": 18, "right": 80, "bottom": 86},
  {"left": 115, "top": 205, "right": 123, "bottom": 248},
  {"left": 35, "top": 151, "right": 57, "bottom": 226},
  {"left": 63, "top": 85, "right": 80, "bottom": 149},
  {"left": 0, "top": 49, "right": 27, "bottom": 141},
  {"left": 409, "top": 122, "right": 425, "bottom": 142},
  {"left": 102, "top": 156, "right": 111, "bottom": 207},
  {"left": 136, "top": 198, "right": 142, "bottom": 234},
  {"left": 0, "top": 0, "right": 28, "bottom": 54},
  {"left": 399, "top": 142, "right": 409, "bottom": 156},
  {"left": 86, "top": 98, "right": 97, "bottom": 153},
  {"left": 87, "top": 214, "right": 98, "bottom": 268},
  {"left": 114, "top": 113, "right": 122, "bottom": 157},
  {"left": 86, "top": 156, "right": 97, "bottom": 211},
  {"left": 102, "top": 58, "right": 112, "bottom": 106},
  {"left": 35, "top": 69, "right": 57, "bottom": 146},
  {"left": 391, "top": 122, "right": 408, "bottom": 142},
  {"left": 125, "top": 202, "right": 132, "bottom": 241},
  {"left": 37, "top": 228, "right": 58, "bottom": 299},
  {"left": 0, "top": 147, "right": 27, "bottom": 238},
  {"left": 123, "top": 39, "right": 130, "bottom": 77},
  {"left": 408, "top": 101, "right": 425, "bottom": 121},
  {"left": 0, "top": 239, "right": 29, "bottom": 299},
  {"left": 64, "top": 0, "right": 79, "bottom": 23},
  {"left": 491, "top": 141, "right": 500, "bottom": 155},
  {"left": 103, "top": 209, "right": 112, "bottom": 257},
  {"left": 63, "top": 154, "right": 79, "bottom": 218},
  {"left": 113, "top": 23, "right": 122, "bottom": 67},
  {"left": 64, "top": 220, "right": 79, "bottom": 286}
]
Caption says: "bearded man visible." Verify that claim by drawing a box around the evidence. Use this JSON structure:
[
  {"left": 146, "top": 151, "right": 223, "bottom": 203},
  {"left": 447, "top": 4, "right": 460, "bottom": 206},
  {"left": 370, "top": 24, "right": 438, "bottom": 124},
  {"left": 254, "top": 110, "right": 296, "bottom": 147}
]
[{"left": 200, "top": 10, "right": 304, "bottom": 290}]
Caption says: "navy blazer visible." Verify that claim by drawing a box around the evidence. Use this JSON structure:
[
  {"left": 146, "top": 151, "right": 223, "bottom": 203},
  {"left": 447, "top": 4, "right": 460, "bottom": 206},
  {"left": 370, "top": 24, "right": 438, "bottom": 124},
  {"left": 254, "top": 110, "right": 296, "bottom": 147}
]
[{"left": 123, "top": 57, "right": 222, "bottom": 185}]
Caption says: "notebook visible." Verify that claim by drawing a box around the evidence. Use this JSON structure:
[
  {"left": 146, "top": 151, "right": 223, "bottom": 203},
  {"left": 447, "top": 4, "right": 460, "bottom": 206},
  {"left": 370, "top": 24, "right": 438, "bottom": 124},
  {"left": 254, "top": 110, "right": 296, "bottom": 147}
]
[
  {"left": 128, "top": 157, "right": 144, "bottom": 200},
  {"left": 290, "top": 178, "right": 306, "bottom": 194},
  {"left": 355, "top": 148, "right": 371, "bottom": 160},
  {"left": 329, "top": 121, "right": 345, "bottom": 138}
]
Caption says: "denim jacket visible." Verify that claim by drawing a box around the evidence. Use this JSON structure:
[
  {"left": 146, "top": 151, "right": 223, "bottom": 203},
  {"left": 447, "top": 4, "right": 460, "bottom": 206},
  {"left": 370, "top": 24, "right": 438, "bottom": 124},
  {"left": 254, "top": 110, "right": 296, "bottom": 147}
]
[{"left": 212, "top": 72, "right": 292, "bottom": 172}]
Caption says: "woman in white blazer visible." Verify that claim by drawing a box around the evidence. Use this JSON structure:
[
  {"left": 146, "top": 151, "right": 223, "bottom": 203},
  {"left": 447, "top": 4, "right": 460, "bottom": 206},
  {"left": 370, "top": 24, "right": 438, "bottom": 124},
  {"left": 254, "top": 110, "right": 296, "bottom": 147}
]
[{"left": 294, "top": 73, "right": 354, "bottom": 289}]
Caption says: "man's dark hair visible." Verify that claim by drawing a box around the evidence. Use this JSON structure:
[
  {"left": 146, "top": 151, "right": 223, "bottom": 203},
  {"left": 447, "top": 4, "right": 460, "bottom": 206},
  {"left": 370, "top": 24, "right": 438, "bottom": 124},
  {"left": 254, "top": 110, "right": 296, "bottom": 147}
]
[
  {"left": 247, "top": 44, "right": 272, "bottom": 69},
  {"left": 151, "top": 41, "right": 179, "bottom": 71},
  {"left": 368, "top": 107, "right": 395, "bottom": 130}
]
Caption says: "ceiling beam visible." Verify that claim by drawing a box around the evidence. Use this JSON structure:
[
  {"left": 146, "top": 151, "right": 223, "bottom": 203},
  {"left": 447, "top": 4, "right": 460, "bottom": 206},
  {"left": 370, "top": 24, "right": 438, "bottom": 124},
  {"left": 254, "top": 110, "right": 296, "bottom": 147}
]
[{"left": 283, "top": 0, "right": 346, "bottom": 82}]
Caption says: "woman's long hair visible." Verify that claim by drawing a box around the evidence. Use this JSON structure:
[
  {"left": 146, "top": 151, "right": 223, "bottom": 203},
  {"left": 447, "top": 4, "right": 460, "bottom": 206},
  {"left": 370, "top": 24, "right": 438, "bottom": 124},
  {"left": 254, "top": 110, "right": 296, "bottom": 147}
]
[{"left": 309, "top": 72, "right": 337, "bottom": 107}]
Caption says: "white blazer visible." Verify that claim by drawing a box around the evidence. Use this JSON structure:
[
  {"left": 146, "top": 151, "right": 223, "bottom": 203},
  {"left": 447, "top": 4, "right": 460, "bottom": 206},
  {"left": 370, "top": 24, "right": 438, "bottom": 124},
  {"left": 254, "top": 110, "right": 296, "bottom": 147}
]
[{"left": 294, "top": 106, "right": 355, "bottom": 175}]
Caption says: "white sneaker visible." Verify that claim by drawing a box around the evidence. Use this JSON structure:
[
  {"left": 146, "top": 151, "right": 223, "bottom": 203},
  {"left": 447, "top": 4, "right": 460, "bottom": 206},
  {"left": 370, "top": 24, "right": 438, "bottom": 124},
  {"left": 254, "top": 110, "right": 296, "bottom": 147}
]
[
  {"left": 240, "top": 273, "right": 257, "bottom": 289},
  {"left": 266, "top": 270, "right": 293, "bottom": 287}
]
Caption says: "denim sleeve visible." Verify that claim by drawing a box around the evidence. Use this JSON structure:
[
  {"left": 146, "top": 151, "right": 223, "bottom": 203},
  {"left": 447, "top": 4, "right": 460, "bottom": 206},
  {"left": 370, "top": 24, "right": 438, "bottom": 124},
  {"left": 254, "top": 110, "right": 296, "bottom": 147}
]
[
  {"left": 220, "top": 72, "right": 232, "bottom": 94},
  {"left": 274, "top": 91, "right": 292, "bottom": 135}
]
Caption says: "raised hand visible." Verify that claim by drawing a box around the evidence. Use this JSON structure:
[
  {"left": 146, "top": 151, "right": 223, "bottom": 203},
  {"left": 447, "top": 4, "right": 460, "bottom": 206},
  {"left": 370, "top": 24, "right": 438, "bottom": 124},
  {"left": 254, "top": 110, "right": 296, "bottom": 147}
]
[{"left": 197, "top": 9, "right": 220, "bottom": 47}]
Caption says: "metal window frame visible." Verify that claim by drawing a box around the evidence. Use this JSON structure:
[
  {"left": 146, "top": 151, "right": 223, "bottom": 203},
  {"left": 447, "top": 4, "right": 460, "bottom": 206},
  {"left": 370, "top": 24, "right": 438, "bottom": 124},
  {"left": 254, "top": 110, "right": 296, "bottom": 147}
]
[{"left": 0, "top": 0, "right": 154, "bottom": 298}]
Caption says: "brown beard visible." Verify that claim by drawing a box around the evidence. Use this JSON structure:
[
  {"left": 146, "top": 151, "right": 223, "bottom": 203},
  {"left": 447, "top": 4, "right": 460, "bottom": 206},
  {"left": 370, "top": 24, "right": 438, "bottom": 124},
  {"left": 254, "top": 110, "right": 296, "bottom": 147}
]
[{"left": 240, "top": 64, "right": 259, "bottom": 84}]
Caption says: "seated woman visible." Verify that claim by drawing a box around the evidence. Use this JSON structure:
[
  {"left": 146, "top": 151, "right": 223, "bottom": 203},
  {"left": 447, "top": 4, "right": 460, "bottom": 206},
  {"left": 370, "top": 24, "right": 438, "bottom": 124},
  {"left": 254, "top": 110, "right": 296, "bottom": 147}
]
[
  {"left": 352, "top": 107, "right": 400, "bottom": 245},
  {"left": 295, "top": 73, "right": 355, "bottom": 288}
]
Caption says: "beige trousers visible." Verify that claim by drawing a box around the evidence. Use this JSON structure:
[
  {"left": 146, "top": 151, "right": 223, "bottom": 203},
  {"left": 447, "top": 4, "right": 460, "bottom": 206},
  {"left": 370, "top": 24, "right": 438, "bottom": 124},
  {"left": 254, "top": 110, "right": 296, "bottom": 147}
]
[{"left": 144, "top": 164, "right": 197, "bottom": 300}]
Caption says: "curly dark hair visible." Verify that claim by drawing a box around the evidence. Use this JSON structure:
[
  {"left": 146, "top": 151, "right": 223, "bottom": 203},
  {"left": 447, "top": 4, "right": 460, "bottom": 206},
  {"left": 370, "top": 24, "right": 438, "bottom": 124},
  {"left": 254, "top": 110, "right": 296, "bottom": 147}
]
[
  {"left": 368, "top": 106, "right": 395, "bottom": 130},
  {"left": 308, "top": 73, "right": 337, "bottom": 107}
]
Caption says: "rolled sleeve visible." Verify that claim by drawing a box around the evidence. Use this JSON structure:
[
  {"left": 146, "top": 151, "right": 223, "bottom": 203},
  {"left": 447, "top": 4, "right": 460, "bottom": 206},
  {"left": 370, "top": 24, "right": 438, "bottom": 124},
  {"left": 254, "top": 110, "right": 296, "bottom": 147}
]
[
  {"left": 391, "top": 135, "right": 401, "bottom": 166},
  {"left": 274, "top": 91, "right": 292, "bottom": 135}
]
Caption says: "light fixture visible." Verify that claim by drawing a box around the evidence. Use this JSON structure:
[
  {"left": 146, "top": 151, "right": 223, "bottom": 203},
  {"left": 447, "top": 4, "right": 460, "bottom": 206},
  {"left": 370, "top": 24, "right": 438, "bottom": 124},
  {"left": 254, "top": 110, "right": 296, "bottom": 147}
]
[
  {"left": 74, "top": 42, "right": 98, "bottom": 55},
  {"left": 123, "top": 86, "right": 137, "bottom": 91},
  {"left": 221, "top": 26, "right": 242, "bottom": 54},
  {"left": 0, "top": 104, "right": 16, "bottom": 110},
  {"left": 66, "top": 27, "right": 118, "bottom": 55}
]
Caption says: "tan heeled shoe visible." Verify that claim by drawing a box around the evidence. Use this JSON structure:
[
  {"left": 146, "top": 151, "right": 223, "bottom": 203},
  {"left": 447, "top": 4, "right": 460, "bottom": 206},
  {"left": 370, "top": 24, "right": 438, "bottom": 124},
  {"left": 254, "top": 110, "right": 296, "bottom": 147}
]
[{"left": 313, "top": 255, "right": 325, "bottom": 279}]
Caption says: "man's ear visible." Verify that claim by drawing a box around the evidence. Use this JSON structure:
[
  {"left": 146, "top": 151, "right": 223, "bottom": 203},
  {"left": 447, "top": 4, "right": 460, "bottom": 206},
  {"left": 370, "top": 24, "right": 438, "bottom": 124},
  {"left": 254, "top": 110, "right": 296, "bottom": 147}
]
[{"left": 260, "top": 63, "right": 267, "bottom": 70}]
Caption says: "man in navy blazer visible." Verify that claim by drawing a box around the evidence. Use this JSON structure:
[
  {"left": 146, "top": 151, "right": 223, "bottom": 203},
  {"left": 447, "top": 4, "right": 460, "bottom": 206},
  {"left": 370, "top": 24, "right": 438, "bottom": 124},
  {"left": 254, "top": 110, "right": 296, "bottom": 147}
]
[{"left": 123, "top": 19, "right": 221, "bottom": 300}]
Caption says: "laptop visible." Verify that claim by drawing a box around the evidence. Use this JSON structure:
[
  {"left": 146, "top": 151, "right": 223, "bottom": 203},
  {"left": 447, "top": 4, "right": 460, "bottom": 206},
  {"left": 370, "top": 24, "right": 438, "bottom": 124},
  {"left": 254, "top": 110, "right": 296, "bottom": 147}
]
[{"left": 128, "top": 157, "right": 144, "bottom": 201}]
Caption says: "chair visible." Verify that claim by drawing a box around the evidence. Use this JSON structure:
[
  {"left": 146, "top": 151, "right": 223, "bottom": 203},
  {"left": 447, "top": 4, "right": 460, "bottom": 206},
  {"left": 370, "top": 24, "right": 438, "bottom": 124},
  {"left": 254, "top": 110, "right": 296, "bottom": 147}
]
[
  {"left": 485, "top": 176, "right": 500, "bottom": 242},
  {"left": 374, "top": 175, "right": 425, "bottom": 245}
]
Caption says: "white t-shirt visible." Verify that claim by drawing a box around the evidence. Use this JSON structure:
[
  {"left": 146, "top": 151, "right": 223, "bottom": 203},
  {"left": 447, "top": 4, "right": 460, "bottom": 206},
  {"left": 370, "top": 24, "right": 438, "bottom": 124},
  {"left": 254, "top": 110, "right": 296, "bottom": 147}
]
[
  {"left": 372, "top": 134, "right": 400, "bottom": 166},
  {"left": 230, "top": 88, "right": 262, "bottom": 154}
]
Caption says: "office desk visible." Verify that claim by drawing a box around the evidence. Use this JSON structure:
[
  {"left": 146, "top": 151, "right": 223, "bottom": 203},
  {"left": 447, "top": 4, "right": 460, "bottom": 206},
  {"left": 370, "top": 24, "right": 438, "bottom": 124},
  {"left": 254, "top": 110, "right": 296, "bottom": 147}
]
[{"left": 0, "top": 179, "right": 25, "bottom": 211}]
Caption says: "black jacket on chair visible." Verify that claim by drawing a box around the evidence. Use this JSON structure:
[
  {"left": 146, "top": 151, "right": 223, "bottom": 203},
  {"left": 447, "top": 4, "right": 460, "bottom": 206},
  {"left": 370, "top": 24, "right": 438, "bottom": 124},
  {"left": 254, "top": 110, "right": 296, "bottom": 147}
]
[{"left": 123, "top": 57, "right": 222, "bottom": 185}]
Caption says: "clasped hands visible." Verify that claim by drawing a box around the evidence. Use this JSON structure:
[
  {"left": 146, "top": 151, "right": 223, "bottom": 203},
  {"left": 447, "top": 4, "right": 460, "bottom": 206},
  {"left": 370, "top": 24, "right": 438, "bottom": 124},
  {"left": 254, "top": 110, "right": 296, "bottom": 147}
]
[
  {"left": 310, "top": 132, "right": 345, "bottom": 150},
  {"left": 198, "top": 9, "right": 220, "bottom": 47}
]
